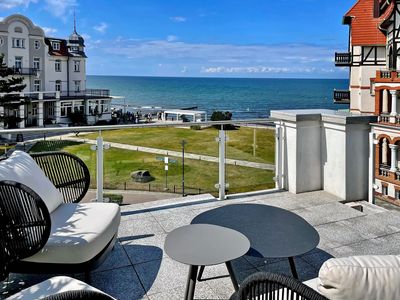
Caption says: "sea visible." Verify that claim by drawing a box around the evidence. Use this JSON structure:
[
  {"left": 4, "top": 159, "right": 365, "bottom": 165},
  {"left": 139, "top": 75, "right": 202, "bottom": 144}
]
[{"left": 87, "top": 76, "right": 349, "bottom": 120}]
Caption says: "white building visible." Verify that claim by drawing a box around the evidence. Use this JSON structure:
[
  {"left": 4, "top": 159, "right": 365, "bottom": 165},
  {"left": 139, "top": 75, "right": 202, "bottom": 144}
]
[{"left": 0, "top": 14, "right": 112, "bottom": 127}]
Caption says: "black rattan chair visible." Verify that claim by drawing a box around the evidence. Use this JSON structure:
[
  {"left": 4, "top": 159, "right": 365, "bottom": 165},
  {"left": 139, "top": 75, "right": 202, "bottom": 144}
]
[
  {"left": 230, "top": 272, "right": 328, "bottom": 300},
  {"left": 30, "top": 151, "right": 90, "bottom": 203}
]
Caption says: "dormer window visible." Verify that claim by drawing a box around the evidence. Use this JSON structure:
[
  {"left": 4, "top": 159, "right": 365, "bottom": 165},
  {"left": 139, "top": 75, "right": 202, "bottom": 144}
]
[
  {"left": 52, "top": 42, "right": 60, "bottom": 51},
  {"left": 14, "top": 27, "right": 22, "bottom": 33}
]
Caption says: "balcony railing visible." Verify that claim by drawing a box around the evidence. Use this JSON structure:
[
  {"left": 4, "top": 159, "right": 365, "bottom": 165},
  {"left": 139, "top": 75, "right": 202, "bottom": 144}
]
[
  {"left": 334, "top": 52, "right": 352, "bottom": 66},
  {"left": 9, "top": 67, "right": 38, "bottom": 76},
  {"left": 333, "top": 90, "right": 350, "bottom": 104},
  {"left": 59, "top": 89, "right": 111, "bottom": 99},
  {"left": 376, "top": 70, "right": 400, "bottom": 82},
  {"left": 379, "top": 164, "right": 391, "bottom": 177}
]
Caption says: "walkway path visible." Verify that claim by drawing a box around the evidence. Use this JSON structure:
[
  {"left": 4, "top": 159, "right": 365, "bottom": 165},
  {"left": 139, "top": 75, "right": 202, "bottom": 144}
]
[{"left": 45, "top": 134, "right": 275, "bottom": 170}]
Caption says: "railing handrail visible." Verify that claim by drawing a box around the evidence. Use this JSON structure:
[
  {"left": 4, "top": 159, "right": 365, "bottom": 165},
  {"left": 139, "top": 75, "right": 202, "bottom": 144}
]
[{"left": 0, "top": 118, "right": 276, "bottom": 135}]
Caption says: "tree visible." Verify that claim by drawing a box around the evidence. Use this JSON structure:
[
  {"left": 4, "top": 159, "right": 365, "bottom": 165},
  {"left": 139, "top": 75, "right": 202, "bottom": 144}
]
[
  {"left": 0, "top": 53, "right": 26, "bottom": 128},
  {"left": 210, "top": 110, "right": 236, "bottom": 130}
]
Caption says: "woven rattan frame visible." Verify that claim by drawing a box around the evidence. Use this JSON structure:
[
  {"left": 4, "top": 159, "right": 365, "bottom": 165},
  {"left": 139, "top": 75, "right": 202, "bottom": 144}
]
[
  {"left": 0, "top": 180, "right": 51, "bottom": 281},
  {"left": 230, "top": 272, "right": 328, "bottom": 300},
  {"left": 31, "top": 151, "right": 90, "bottom": 203}
]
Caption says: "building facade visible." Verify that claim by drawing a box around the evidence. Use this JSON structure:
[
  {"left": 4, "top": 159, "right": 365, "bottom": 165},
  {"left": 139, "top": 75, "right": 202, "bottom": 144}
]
[
  {"left": 338, "top": 0, "right": 400, "bottom": 206},
  {"left": 0, "top": 14, "right": 111, "bottom": 127}
]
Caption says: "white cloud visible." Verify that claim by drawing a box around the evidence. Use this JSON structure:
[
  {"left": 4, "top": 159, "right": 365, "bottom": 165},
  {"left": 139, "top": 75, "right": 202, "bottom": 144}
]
[
  {"left": 44, "top": 0, "right": 76, "bottom": 18},
  {"left": 42, "top": 26, "right": 57, "bottom": 35},
  {"left": 170, "top": 16, "right": 186, "bottom": 22},
  {"left": 93, "top": 22, "right": 108, "bottom": 33},
  {"left": 81, "top": 33, "right": 91, "bottom": 40},
  {"left": 166, "top": 35, "right": 178, "bottom": 42},
  {"left": 0, "top": 0, "right": 37, "bottom": 9}
]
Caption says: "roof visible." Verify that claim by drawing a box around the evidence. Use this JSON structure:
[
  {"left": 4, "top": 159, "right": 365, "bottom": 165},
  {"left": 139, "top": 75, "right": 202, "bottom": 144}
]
[
  {"left": 344, "top": 0, "right": 394, "bottom": 46},
  {"left": 163, "top": 109, "right": 207, "bottom": 115}
]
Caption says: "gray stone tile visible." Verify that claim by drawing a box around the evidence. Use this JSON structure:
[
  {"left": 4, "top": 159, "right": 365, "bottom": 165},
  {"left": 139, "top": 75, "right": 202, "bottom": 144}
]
[
  {"left": 90, "top": 266, "right": 146, "bottom": 300},
  {"left": 120, "top": 210, "right": 156, "bottom": 222},
  {"left": 257, "top": 257, "right": 318, "bottom": 282},
  {"left": 148, "top": 283, "right": 221, "bottom": 300},
  {"left": 93, "top": 242, "right": 131, "bottom": 273},
  {"left": 135, "top": 257, "right": 187, "bottom": 295},
  {"left": 243, "top": 255, "right": 286, "bottom": 268},
  {"left": 327, "top": 237, "right": 390, "bottom": 258},
  {"left": 118, "top": 218, "right": 165, "bottom": 238},
  {"left": 299, "top": 249, "right": 335, "bottom": 271},
  {"left": 293, "top": 202, "right": 364, "bottom": 226},
  {"left": 315, "top": 221, "right": 371, "bottom": 249},
  {"left": 156, "top": 214, "right": 194, "bottom": 232},
  {"left": 123, "top": 234, "right": 166, "bottom": 264}
]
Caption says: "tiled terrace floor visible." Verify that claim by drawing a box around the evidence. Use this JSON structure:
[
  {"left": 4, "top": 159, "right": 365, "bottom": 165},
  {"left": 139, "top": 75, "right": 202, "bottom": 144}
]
[{"left": 2, "top": 190, "right": 400, "bottom": 299}]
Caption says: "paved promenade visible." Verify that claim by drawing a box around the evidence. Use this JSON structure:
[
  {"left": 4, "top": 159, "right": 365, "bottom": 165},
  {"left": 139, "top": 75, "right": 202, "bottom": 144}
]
[{"left": 49, "top": 134, "right": 274, "bottom": 170}]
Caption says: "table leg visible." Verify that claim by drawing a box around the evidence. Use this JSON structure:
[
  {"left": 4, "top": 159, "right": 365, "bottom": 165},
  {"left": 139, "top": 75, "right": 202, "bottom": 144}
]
[
  {"left": 184, "top": 265, "right": 199, "bottom": 300},
  {"left": 225, "top": 261, "right": 239, "bottom": 291},
  {"left": 288, "top": 257, "right": 299, "bottom": 279},
  {"left": 197, "top": 265, "right": 205, "bottom": 281}
]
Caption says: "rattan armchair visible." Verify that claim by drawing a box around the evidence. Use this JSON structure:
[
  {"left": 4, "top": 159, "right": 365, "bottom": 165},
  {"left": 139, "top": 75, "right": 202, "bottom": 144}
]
[{"left": 230, "top": 272, "right": 328, "bottom": 300}]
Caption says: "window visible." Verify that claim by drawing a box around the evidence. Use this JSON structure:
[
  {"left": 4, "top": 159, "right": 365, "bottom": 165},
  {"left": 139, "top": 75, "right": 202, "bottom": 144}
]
[
  {"left": 31, "top": 103, "right": 38, "bottom": 116},
  {"left": 74, "top": 60, "right": 80, "bottom": 72},
  {"left": 61, "top": 102, "right": 72, "bottom": 117},
  {"left": 12, "top": 38, "right": 25, "bottom": 48},
  {"left": 71, "top": 46, "right": 78, "bottom": 51},
  {"left": 55, "top": 80, "right": 61, "bottom": 92},
  {"left": 34, "top": 40, "right": 40, "bottom": 50},
  {"left": 382, "top": 185, "right": 388, "bottom": 196},
  {"left": 52, "top": 42, "right": 60, "bottom": 51},
  {"left": 34, "top": 80, "right": 41, "bottom": 92},
  {"left": 55, "top": 60, "right": 61, "bottom": 72},
  {"left": 14, "top": 27, "right": 22, "bottom": 33},
  {"left": 15, "top": 57, "right": 22, "bottom": 69},
  {"left": 396, "top": 190, "right": 400, "bottom": 200},
  {"left": 74, "top": 80, "right": 81, "bottom": 92},
  {"left": 74, "top": 101, "right": 84, "bottom": 113},
  {"left": 33, "top": 58, "right": 40, "bottom": 70}
]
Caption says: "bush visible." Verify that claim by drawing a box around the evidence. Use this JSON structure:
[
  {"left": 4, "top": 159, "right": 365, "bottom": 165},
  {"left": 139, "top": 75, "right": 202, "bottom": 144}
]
[
  {"left": 103, "top": 193, "right": 123, "bottom": 205},
  {"left": 210, "top": 111, "right": 236, "bottom": 130},
  {"left": 190, "top": 125, "right": 202, "bottom": 130}
]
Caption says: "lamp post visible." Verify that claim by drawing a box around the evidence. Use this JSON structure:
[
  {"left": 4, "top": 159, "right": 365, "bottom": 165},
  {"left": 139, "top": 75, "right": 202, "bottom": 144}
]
[{"left": 181, "top": 140, "right": 187, "bottom": 197}]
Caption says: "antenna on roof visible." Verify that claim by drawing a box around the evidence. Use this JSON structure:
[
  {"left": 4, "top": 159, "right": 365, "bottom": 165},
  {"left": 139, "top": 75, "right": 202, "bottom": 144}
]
[{"left": 73, "top": 10, "right": 77, "bottom": 33}]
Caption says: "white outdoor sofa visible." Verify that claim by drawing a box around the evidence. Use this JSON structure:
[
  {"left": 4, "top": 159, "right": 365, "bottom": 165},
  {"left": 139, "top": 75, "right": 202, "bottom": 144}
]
[{"left": 0, "top": 150, "right": 121, "bottom": 280}]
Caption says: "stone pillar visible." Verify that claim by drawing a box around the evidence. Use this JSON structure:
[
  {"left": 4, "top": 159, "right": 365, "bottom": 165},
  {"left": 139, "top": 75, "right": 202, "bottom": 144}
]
[
  {"left": 19, "top": 104, "right": 25, "bottom": 129},
  {"left": 390, "top": 90, "right": 398, "bottom": 116},
  {"left": 38, "top": 101, "right": 44, "bottom": 127},
  {"left": 390, "top": 144, "right": 399, "bottom": 172},
  {"left": 383, "top": 89, "right": 389, "bottom": 114},
  {"left": 382, "top": 138, "right": 388, "bottom": 165}
]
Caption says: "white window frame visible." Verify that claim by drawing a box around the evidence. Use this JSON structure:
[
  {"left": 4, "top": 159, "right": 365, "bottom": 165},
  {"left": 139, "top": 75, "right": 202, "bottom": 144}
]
[
  {"left": 31, "top": 103, "right": 38, "bottom": 116},
  {"left": 15, "top": 56, "right": 22, "bottom": 69},
  {"left": 55, "top": 60, "right": 61, "bottom": 72},
  {"left": 52, "top": 42, "right": 60, "bottom": 51},
  {"left": 12, "top": 38, "right": 25, "bottom": 48},
  {"left": 61, "top": 102, "right": 73, "bottom": 117},
  {"left": 55, "top": 80, "right": 61, "bottom": 92},
  {"left": 33, "top": 80, "right": 41, "bottom": 92},
  {"left": 34, "top": 40, "right": 40, "bottom": 50},
  {"left": 74, "top": 80, "right": 81, "bottom": 92},
  {"left": 74, "top": 60, "right": 80, "bottom": 72},
  {"left": 33, "top": 58, "right": 40, "bottom": 70}
]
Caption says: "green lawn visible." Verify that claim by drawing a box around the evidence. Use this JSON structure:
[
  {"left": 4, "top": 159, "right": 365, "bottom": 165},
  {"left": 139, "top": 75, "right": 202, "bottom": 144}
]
[
  {"left": 30, "top": 141, "right": 275, "bottom": 196},
  {"left": 84, "top": 126, "right": 275, "bottom": 164}
]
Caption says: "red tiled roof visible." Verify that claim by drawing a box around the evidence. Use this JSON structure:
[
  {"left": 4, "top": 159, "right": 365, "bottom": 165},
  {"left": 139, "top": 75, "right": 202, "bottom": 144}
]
[{"left": 345, "top": 0, "right": 394, "bottom": 46}]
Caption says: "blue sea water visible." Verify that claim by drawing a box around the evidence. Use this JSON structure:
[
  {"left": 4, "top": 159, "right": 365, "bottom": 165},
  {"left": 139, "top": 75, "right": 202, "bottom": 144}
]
[{"left": 87, "top": 75, "right": 349, "bottom": 119}]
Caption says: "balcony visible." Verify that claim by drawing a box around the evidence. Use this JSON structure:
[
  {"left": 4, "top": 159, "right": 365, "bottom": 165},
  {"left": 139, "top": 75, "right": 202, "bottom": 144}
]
[
  {"left": 8, "top": 67, "right": 38, "bottom": 76},
  {"left": 375, "top": 70, "right": 400, "bottom": 82},
  {"left": 333, "top": 89, "right": 350, "bottom": 104},
  {"left": 334, "top": 52, "right": 352, "bottom": 66},
  {"left": 1, "top": 113, "right": 399, "bottom": 299}
]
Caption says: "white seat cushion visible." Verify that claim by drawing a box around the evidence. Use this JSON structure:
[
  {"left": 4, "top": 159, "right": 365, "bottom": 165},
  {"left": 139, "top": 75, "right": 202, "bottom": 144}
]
[
  {"left": 317, "top": 255, "right": 400, "bottom": 300},
  {"left": 23, "top": 202, "right": 121, "bottom": 264},
  {"left": 0, "top": 150, "right": 63, "bottom": 213},
  {"left": 5, "top": 276, "right": 115, "bottom": 300}
]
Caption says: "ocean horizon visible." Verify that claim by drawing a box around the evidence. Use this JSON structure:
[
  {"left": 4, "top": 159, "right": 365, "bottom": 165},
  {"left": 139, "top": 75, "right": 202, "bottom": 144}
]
[{"left": 87, "top": 75, "right": 349, "bottom": 119}]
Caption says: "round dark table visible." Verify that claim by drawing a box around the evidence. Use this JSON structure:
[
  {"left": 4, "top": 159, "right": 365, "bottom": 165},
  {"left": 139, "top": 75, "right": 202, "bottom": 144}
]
[
  {"left": 191, "top": 203, "right": 319, "bottom": 279},
  {"left": 165, "top": 224, "right": 250, "bottom": 300}
]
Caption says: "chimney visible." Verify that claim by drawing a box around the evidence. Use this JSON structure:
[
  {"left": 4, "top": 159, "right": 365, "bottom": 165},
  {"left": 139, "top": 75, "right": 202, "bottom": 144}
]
[{"left": 373, "top": 0, "right": 380, "bottom": 18}]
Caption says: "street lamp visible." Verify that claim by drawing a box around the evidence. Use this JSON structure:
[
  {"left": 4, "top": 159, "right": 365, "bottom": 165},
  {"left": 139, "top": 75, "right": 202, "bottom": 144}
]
[{"left": 181, "top": 140, "right": 187, "bottom": 197}]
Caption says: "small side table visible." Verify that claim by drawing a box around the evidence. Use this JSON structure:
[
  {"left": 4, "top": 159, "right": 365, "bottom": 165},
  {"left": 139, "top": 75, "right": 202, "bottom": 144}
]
[{"left": 164, "top": 224, "right": 250, "bottom": 300}]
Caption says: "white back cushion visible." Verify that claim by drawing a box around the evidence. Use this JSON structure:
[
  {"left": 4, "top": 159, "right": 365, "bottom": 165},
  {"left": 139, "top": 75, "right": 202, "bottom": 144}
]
[
  {"left": 0, "top": 150, "right": 63, "bottom": 213},
  {"left": 318, "top": 255, "right": 400, "bottom": 300}
]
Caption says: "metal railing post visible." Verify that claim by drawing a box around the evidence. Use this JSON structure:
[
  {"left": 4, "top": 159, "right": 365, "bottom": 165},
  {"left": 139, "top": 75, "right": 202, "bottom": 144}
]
[
  {"left": 275, "top": 124, "right": 283, "bottom": 189},
  {"left": 369, "top": 132, "right": 377, "bottom": 204},
  {"left": 96, "top": 132, "right": 104, "bottom": 202},
  {"left": 217, "top": 129, "right": 226, "bottom": 200}
]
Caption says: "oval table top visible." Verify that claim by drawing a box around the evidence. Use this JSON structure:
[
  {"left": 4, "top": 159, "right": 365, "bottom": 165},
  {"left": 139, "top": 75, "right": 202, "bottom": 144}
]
[
  {"left": 164, "top": 224, "right": 250, "bottom": 266},
  {"left": 191, "top": 203, "right": 319, "bottom": 259}
]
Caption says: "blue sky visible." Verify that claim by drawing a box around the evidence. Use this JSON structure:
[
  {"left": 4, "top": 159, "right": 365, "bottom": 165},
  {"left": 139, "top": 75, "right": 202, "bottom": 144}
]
[{"left": 0, "top": 0, "right": 356, "bottom": 78}]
